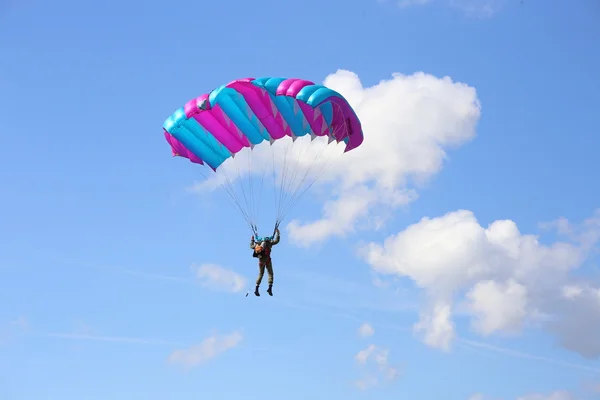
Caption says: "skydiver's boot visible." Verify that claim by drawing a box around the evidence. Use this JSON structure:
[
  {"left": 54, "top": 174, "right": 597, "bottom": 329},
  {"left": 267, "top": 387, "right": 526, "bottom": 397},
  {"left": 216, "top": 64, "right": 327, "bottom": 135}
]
[
  {"left": 254, "top": 285, "right": 260, "bottom": 297},
  {"left": 267, "top": 285, "right": 273, "bottom": 296}
]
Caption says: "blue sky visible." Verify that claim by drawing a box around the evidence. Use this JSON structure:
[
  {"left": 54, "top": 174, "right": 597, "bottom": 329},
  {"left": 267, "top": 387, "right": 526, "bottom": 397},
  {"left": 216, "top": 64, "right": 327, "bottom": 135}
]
[{"left": 1, "top": 0, "right": 600, "bottom": 399}]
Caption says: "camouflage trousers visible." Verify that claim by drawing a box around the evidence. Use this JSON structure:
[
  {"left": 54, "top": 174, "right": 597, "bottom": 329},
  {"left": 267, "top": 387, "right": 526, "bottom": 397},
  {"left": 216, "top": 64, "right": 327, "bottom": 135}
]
[{"left": 256, "top": 259, "right": 274, "bottom": 285}]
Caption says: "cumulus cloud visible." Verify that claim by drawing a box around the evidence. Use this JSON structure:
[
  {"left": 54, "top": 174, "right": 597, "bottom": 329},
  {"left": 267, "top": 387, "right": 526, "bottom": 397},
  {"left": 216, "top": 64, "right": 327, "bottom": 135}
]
[
  {"left": 467, "top": 279, "right": 529, "bottom": 336},
  {"left": 287, "top": 70, "right": 480, "bottom": 246},
  {"left": 414, "top": 302, "right": 455, "bottom": 351},
  {"left": 358, "top": 322, "right": 375, "bottom": 338},
  {"left": 354, "top": 344, "right": 400, "bottom": 390},
  {"left": 361, "top": 209, "right": 600, "bottom": 358},
  {"left": 168, "top": 331, "right": 243, "bottom": 369},
  {"left": 192, "top": 263, "right": 247, "bottom": 293}
]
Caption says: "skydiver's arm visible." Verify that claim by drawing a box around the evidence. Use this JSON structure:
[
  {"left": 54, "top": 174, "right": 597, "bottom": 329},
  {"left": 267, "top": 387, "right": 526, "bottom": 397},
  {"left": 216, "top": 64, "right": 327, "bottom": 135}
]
[
  {"left": 271, "top": 229, "right": 280, "bottom": 245},
  {"left": 250, "top": 237, "right": 256, "bottom": 249}
]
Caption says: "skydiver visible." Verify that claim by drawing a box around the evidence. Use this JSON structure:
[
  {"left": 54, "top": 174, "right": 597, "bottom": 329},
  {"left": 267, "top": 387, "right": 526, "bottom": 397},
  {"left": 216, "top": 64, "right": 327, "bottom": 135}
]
[{"left": 250, "top": 228, "right": 280, "bottom": 296}]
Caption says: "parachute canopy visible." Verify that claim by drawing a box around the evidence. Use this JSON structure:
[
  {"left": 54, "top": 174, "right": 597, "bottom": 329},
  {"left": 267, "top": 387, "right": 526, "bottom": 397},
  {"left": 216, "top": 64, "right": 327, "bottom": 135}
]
[{"left": 163, "top": 77, "right": 364, "bottom": 234}]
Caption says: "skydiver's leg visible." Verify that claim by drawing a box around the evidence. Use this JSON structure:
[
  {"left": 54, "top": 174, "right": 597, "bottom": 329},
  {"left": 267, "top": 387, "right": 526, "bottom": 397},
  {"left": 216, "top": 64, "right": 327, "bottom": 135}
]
[
  {"left": 255, "top": 263, "right": 265, "bottom": 296},
  {"left": 266, "top": 261, "right": 274, "bottom": 296}
]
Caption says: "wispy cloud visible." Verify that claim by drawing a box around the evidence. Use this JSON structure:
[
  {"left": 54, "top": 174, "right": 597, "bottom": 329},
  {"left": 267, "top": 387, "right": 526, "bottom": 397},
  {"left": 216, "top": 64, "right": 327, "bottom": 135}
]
[
  {"left": 354, "top": 344, "right": 401, "bottom": 390},
  {"left": 0, "top": 316, "right": 29, "bottom": 345},
  {"left": 272, "top": 297, "right": 366, "bottom": 324},
  {"left": 459, "top": 338, "right": 600, "bottom": 374},
  {"left": 583, "top": 380, "right": 600, "bottom": 394},
  {"left": 9, "top": 316, "right": 29, "bottom": 330},
  {"left": 34, "top": 320, "right": 180, "bottom": 346},
  {"left": 121, "top": 269, "right": 192, "bottom": 284},
  {"left": 398, "top": 0, "right": 432, "bottom": 8},
  {"left": 168, "top": 331, "right": 243, "bottom": 370},
  {"left": 192, "top": 263, "right": 247, "bottom": 293},
  {"left": 282, "top": 269, "right": 419, "bottom": 314},
  {"left": 118, "top": 264, "right": 248, "bottom": 294},
  {"left": 41, "top": 332, "right": 180, "bottom": 346},
  {"left": 384, "top": 0, "right": 504, "bottom": 18},
  {"left": 449, "top": 0, "right": 505, "bottom": 17}
]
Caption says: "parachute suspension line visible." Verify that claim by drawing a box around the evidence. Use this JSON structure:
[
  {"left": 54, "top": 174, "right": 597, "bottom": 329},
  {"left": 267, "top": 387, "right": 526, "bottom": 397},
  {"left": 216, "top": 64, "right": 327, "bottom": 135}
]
[
  {"left": 275, "top": 139, "right": 295, "bottom": 223},
  {"left": 220, "top": 168, "right": 256, "bottom": 234},
  {"left": 278, "top": 139, "right": 293, "bottom": 221},
  {"left": 278, "top": 105, "right": 350, "bottom": 223},
  {"left": 253, "top": 149, "right": 269, "bottom": 230},
  {"left": 278, "top": 138, "right": 328, "bottom": 222},
  {"left": 197, "top": 165, "right": 254, "bottom": 235},
  {"left": 276, "top": 135, "right": 319, "bottom": 224},
  {"left": 194, "top": 129, "right": 257, "bottom": 235},
  {"left": 193, "top": 136, "right": 250, "bottom": 232},
  {"left": 247, "top": 145, "right": 257, "bottom": 230},
  {"left": 280, "top": 139, "right": 305, "bottom": 197},
  {"left": 244, "top": 146, "right": 268, "bottom": 236},
  {"left": 271, "top": 143, "right": 278, "bottom": 223},
  {"left": 276, "top": 136, "right": 305, "bottom": 226},
  {"left": 233, "top": 152, "right": 255, "bottom": 229},
  {"left": 279, "top": 136, "right": 315, "bottom": 216},
  {"left": 275, "top": 138, "right": 292, "bottom": 225},
  {"left": 279, "top": 142, "right": 338, "bottom": 223},
  {"left": 278, "top": 138, "right": 336, "bottom": 224}
]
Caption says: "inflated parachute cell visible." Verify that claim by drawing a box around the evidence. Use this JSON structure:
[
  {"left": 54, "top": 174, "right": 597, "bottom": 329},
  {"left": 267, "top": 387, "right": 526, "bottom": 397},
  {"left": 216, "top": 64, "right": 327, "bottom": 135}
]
[{"left": 163, "top": 77, "right": 364, "bottom": 170}]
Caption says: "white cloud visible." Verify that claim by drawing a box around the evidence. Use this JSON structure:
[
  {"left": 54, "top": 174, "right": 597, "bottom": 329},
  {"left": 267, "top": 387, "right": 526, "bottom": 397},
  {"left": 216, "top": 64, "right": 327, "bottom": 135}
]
[
  {"left": 355, "top": 343, "right": 377, "bottom": 364},
  {"left": 192, "top": 263, "right": 247, "bottom": 293},
  {"left": 361, "top": 209, "right": 600, "bottom": 358},
  {"left": 398, "top": 0, "right": 432, "bottom": 8},
  {"left": 414, "top": 302, "right": 455, "bottom": 351},
  {"left": 468, "top": 394, "right": 485, "bottom": 400},
  {"left": 287, "top": 70, "right": 481, "bottom": 246},
  {"left": 354, "top": 375, "right": 378, "bottom": 390},
  {"left": 168, "top": 331, "right": 243, "bottom": 369},
  {"left": 449, "top": 0, "right": 505, "bottom": 17},
  {"left": 467, "top": 279, "right": 528, "bottom": 336},
  {"left": 358, "top": 322, "right": 375, "bottom": 337},
  {"left": 353, "top": 344, "right": 400, "bottom": 390}
]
